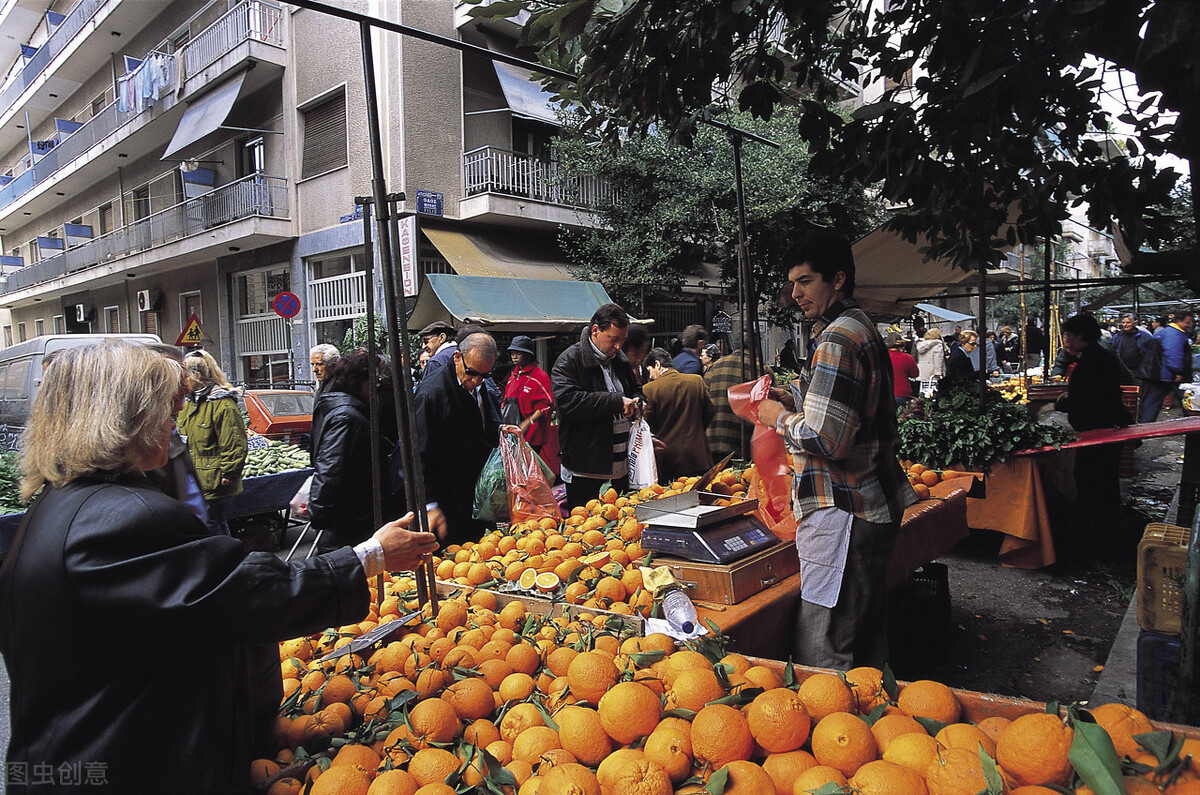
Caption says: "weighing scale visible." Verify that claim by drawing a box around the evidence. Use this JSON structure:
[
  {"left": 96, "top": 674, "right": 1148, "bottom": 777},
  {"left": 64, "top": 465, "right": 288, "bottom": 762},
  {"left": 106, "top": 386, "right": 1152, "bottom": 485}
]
[{"left": 636, "top": 490, "right": 778, "bottom": 564}]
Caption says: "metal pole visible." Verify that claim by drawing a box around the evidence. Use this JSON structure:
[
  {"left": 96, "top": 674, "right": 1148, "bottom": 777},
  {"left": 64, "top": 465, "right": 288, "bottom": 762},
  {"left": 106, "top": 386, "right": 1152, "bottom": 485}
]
[
  {"left": 1043, "top": 237, "right": 1053, "bottom": 371},
  {"left": 729, "top": 132, "right": 753, "bottom": 460},
  {"left": 360, "top": 198, "right": 385, "bottom": 605},
  {"left": 357, "top": 20, "right": 436, "bottom": 612},
  {"left": 978, "top": 261, "right": 988, "bottom": 403}
]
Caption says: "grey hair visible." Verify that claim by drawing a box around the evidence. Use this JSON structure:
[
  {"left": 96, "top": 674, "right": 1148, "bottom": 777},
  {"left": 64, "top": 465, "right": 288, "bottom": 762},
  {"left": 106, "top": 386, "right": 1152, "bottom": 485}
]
[
  {"left": 309, "top": 343, "right": 341, "bottom": 363},
  {"left": 459, "top": 332, "right": 498, "bottom": 362}
]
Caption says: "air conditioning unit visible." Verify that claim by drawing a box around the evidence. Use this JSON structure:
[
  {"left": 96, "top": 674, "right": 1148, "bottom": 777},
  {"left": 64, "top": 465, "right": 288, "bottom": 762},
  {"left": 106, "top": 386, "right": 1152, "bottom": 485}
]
[
  {"left": 137, "top": 290, "right": 153, "bottom": 312},
  {"left": 75, "top": 304, "right": 90, "bottom": 323}
]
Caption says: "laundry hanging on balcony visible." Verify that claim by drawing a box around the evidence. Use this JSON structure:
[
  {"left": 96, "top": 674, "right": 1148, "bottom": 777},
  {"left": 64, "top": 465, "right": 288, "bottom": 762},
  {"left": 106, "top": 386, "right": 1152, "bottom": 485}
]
[{"left": 116, "top": 52, "right": 176, "bottom": 114}]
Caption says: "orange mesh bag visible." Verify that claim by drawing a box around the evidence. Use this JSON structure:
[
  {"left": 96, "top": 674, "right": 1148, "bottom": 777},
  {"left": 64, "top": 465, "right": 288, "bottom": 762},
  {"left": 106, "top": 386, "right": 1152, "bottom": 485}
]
[{"left": 500, "top": 427, "right": 562, "bottom": 524}]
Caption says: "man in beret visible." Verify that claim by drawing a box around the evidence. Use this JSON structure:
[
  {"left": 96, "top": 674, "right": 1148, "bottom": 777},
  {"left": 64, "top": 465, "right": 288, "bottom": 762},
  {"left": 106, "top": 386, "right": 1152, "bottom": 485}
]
[{"left": 420, "top": 320, "right": 457, "bottom": 375}]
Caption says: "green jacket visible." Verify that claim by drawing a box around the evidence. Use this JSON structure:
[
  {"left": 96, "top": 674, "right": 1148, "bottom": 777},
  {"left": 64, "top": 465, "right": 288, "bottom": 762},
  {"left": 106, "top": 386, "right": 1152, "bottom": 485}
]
[{"left": 177, "top": 386, "right": 247, "bottom": 499}]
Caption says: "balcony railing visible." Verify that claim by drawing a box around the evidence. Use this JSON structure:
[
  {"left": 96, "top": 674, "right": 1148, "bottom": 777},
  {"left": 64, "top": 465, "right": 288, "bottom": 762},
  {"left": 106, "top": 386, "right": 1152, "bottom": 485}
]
[
  {"left": 1, "top": 174, "right": 288, "bottom": 294},
  {"left": 463, "top": 146, "right": 613, "bottom": 208},
  {"left": 235, "top": 314, "right": 288, "bottom": 354},
  {"left": 183, "top": 0, "right": 284, "bottom": 79},
  {"left": 309, "top": 271, "right": 367, "bottom": 321},
  {"left": 0, "top": 0, "right": 107, "bottom": 120}
]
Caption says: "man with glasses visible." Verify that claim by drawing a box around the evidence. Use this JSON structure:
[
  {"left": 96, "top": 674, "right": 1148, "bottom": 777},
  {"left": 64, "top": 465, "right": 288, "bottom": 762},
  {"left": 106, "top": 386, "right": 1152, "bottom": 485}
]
[{"left": 414, "top": 332, "right": 501, "bottom": 547}]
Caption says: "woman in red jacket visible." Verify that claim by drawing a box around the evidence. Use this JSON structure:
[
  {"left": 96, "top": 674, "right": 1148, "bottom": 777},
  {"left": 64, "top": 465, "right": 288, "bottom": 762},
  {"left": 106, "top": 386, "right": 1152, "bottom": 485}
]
[{"left": 502, "top": 335, "right": 555, "bottom": 459}]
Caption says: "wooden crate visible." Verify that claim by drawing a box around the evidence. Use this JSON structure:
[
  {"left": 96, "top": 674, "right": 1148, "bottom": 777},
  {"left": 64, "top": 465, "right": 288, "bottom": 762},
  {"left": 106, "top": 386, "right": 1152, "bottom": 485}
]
[
  {"left": 652, "top": 541, "right": 800, "bottom": 606},
  {"left": 1137, "top": 523, "right": 1190, "bottom": 635}
]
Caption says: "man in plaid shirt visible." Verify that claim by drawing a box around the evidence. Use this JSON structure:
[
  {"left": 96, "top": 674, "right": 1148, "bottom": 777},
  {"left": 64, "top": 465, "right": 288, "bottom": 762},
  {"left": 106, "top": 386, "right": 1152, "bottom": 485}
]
[{"left": 758, "top": 233, "right": 916, "bottom": 669}]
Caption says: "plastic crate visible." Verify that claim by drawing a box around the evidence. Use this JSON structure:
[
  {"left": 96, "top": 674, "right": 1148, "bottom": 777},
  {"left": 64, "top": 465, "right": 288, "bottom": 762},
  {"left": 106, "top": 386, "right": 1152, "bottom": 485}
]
[
  {"left": 1137, "top": 523, "right": 1190, "bottom": 635},
  {"left": 1136, "top": 630, "right": 1199, "bottom": 723},
  {"left": 888, "top": 563, "right": 952, "bottom": 678}
]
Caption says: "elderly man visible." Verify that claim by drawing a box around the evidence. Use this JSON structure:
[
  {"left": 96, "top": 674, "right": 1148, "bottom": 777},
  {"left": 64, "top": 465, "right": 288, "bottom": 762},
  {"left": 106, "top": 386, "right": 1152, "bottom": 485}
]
[
  {"left": 552, "top": 303, "right": 641, "bottom": 509},
  {"left": 642, "top": 347, "right": 715, "bottom": 482},
  {"left": 419, "top": 320, "right": 457, "bottom": 376},
  {"left": 414, "top": 332, "right": 501, "bottom": 547},
  {"left": 1111, "top": 314, "right": 1160, "bottom": 418},
  {"left": 757, "top": 232, "right": 916, "bottom": 670},
  {"left": 309, "top": 343, "right": 341, "bottom": 390}
]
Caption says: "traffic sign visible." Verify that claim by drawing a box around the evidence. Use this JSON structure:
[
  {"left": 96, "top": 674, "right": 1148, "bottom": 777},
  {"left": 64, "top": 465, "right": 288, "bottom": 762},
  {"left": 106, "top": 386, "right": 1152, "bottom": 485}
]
[
  {"left": 273, "top": 291, "right": 301, "bottom": 319},
  {"left": 174, "top": 314, "right": 206, "bottom": 347}
]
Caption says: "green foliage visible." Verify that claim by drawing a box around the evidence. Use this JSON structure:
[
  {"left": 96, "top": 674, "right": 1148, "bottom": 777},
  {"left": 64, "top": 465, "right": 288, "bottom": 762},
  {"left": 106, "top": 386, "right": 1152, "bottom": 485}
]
[
  {"left": 0, "top": 449, "right": 24, "bottom": 515},
  {"left": 898, "top": 380, "right": 1074, "bottom": 469},
  {"left": 342, "top": 316, "right": 387, "bottom": 354},
  {"left": 551, "top": 106, "right": 885, "bottom": 324}
]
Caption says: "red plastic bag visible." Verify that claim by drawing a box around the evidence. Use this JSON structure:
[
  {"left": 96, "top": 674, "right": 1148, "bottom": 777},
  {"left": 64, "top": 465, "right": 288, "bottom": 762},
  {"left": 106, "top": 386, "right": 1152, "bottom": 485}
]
[
  {"left": 729, "top": 375, "right": 793, "bottom": 531},
  {"left": 500, "top": 427, "right": 562, "bottom": 524}
]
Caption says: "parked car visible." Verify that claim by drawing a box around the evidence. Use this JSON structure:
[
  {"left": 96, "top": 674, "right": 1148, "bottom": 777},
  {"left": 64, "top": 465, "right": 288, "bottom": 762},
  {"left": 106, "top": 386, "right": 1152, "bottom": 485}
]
[{"left": 244, "top": 388, "right": 314, "bottom": 445}]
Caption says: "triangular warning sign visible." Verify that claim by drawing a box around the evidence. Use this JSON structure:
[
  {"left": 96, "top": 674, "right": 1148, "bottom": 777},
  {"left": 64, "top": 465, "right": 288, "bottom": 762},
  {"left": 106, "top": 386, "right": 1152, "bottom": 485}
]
[{"left": 174, "top": 314, "right": 207, "bottom": 347}]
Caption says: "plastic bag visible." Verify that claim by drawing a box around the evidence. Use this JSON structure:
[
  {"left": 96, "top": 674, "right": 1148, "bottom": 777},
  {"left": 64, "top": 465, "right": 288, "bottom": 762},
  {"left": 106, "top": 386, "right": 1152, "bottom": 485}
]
[
  {"left": 729, "top": 375, "right": 793, "bottom": 528},
  {"left": 500, "top": 427, "right": 561, "bottom": 523},
  {"left": 627, "top": 417, "right": 658, "bottom": 489},
  {"left": 288, "top": 474, "right": 313, "bottom": 520},
  {"left": 472, "top": 446, "right": 508, "bottom": 523}
]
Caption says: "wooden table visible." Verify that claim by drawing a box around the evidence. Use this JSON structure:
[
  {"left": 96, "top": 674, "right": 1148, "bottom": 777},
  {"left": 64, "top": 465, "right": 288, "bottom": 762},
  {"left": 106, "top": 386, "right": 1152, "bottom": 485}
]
[{"left": 696, "top": 477, "right": 972, "bottom": 659}]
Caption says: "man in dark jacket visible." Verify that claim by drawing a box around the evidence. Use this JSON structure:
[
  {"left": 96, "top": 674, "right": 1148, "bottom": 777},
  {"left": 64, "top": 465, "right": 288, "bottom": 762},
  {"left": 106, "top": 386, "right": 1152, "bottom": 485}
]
[
  {"left": 552, "top": 303, "right": 641, "bottom": 509},
  {"left": 1111, "top": 314, "right": 1160, "bottom": 419},
  {"left": 672, "top": 324, "right": 707, "bottom": 375},
  {"left": 1141, "top": 307, "right": 1194, "bottom": 422},
  {"left": 414, "top": 332, "right": 501, "bottom": 547}
]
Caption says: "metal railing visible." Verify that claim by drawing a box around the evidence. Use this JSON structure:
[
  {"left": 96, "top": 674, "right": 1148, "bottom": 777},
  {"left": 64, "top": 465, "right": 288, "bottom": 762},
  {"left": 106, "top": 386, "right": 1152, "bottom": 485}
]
[
  {"left": 2, "top": 174, "right": 288, "bottom": 294},
  {"left": 308, "top": 271, "right": 367, "bottom": 321},
  {"left": 463, "top": 146, "right": 613, "bottom": 208},
  {"left": 0, "top": 0, "right": 106, "bottom": 121},
  {"left": 235, "top": 313, "right": 288, "bottom": 354},
  {"left": 183, "top": 0, "right": 284, "bottom": 79}
]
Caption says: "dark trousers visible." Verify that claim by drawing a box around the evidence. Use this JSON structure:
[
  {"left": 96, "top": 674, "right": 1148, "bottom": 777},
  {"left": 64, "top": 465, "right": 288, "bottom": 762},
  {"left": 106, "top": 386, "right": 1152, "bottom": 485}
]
[
  {"left": 565, "top": 475, "right": 628, "bottom": 512},
  {"left": 1141, "top": 379, "right": 1183, "bottom": 423},
  {"left": 794, "top": 516, "right": 898, "bottom": 670}
]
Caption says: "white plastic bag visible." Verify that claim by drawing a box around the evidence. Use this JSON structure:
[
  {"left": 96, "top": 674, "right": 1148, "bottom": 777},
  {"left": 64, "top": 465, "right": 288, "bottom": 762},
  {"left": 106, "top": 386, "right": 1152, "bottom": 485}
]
[
  {"left": 627, "top": 418, "right": 658, "bottom": 489},
  {"left": 289, "top": 474, "right": 313, "bottom": 519}
]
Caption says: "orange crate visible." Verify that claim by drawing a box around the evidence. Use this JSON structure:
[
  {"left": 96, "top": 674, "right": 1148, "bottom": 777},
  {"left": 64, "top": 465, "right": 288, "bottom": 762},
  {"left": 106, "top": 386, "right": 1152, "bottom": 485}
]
[{"left": 1137, "top": 523, "right": 1191, "bottom": 635}]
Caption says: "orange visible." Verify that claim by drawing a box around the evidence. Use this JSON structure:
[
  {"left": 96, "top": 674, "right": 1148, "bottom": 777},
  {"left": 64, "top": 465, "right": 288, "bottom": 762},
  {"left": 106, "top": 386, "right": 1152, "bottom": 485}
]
[
  {"left": 407, "top": 748, "right": 461, "bottom": 788},
  {"left": 408, "top": 698, "right": 461, "bottom": 748},
  {"left": 976, "top": 716, "right": 1011, "bottom": 747},
  {"left": 512, "top": 725, "right": 562, "bottom": 764},
  {"left": 330, "top": 744, "right": 381, "bottom": 780},
  {"left": 691, "top": 704, "right": 755, "bottom": 769},
  {"left": 870, "top": 713, "right": 926, "bottom": 753},
  {"left": 434, "top": 600, "right": 469, "bottom": 633},
  {"left": 797, "top": 673, "right": 855, "bottom": 721},
  {"left": 810, "top": 711, "right": 878, "bottom": 777},
  {"left": 464, "top": 718, "right": 501, "bottom": 749},
  {"left": 926, "top": 746, "right": 986, "bottom": 795},
  {"left": 665, "top": 667, "right": 726, "bottom": 712},
  {"left": 896, "top": 680, "right": 961, "bottom": 725},
  {"left": 442, "top": 676, "right": 495, "bottom": 721},
  {"left": 995, "top": 712, "right": 1074, "bottom": 788},
  {"left": 935, "top": 722, "right": 996, "bottom": 757},
  {"left": 596, "top": 748, "right": 648, "bottom": 790},
  {"left": 555, "top": 706, "right": 613, "bottom": 767},
  {"left": 746, "top": 688, "right": 812, "bottom": 753},
  {"left": 920, "top": 470, "right": 941, "bottom": 487},
  {"left": 598, "top": 681, "right": 662, "bottom": 745},
  {"left": 539, "top": 762, "right": 602, "bottom": 795},
  {"left": 566, "top": 650, "right": 619, "bottom": 706},
  {"left": 657, "top": 649, "right": 712, "bottom": 687},
  {"left": 883, "top": 731, "right": 938, "bottom": 778},
  {"left": 545, "top": 646, "right": 579, "bottom": 677},
  {"left": 643, "top": 728, "right": 694, "bottom": 784},
  {"left": 506, "top": 643, "right": 541, "bottom": 676},
  {"left": 743, "top": 665, "right": 786, "bottom": 691},
  {"left": 845, "top": 667, "right": 890, "bottom": 714},
  {"left": 1090, "top": 703, "right": 1154, "bottom": 759},
  {"left": 310, "top": 766, "right": 371, "bottom": 795},
  {"left": 850, "top": 759, "right": 929, "bottom": 795},
  {"left": 268, "top": 778, "right": 304, "bottom": 795},
  {"left": 366, "top": 769, "right": 417, "bottom": 794},
  {"left": 607, "top": 757, "right": 673, "bottom": 795},
  {"left": 720, "top": 759, "right": 777, "bottom": 793},
  {"left": 792, "top": 764, "right": 848, "bottom": 793},
  {"left": 499, "top": 672, "right": 536, "bottom": 703},
  {"left": 762, "top": 750, "right": 818, "bottom": 795}
]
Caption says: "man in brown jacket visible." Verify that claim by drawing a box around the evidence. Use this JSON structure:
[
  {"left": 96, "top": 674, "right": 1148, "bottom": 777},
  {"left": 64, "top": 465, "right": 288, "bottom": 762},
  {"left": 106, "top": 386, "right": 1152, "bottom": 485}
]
[{"left": 642, "top": 347, "right": 716, "bottom": 482}]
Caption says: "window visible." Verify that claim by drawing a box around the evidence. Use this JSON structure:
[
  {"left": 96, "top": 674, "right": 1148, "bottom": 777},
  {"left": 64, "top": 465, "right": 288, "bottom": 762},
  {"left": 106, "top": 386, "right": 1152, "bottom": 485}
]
[
  {"left": 16, "top": 323, "right": 25, "bottom": 342},
  {"left": 142, "top": 311, "right": 159, "bottom": 336},
  {"left": 2, "top": 326, "right": 11, "bottom": 347},
  {"left": 307, "top": 251, "right": 366, "bottom": 348},
  {"left": 103, "top": 306, "right": 120, "bottom": 333},
  {"left": 301, "top": 93, "right": 347, "bottom": 178},
  {"left": 241, "top": 136, "right": 265, "bottom": 177},
  {"left": 52, "top": 315, "right": 64, "bottom": 334},
  {"left": 34, "top": 319, "right": 43, "bottom": 337},
  {"left": 98, "top": 203, "right": 114, "bottom": 234},
  {"left": 180, "top": 291, "right": 202, "bottom": 324},
  {"left": 131, "top": 186, "right": 151, "bottom": 220},
  {"left": 236, "top": 267, "right": 290, "bottom": 316},
  {"left": 91, "top": 91, "right": 107, "bottom": 119}
]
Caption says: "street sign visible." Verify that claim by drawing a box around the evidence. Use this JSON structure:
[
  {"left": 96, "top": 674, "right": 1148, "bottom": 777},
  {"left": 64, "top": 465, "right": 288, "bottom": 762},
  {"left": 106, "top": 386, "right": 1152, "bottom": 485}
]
[
  {"left": 174, "top": 314, "right": 206, "bottom": 347},
  {"left": 416, "top": 189, "right": 443, "bottom": 217},
  {"left": 273, "top": 291, "right": 301, "bottom": 319},
  {"left": 398, "top": 215, "right": 419, "bottom": 298},
  {"left": 712, "top": 312, "right": 733, "bottom": 334}
]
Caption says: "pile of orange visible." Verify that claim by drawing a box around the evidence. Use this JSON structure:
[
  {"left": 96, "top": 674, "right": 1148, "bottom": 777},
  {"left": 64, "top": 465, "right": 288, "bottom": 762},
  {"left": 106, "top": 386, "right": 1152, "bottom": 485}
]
[
  {"left": 264, "top": 586, "right": 1200, "bottom": 795},
  {"left": 430, "top": 467, "right": 752, "bottom": 617},
  {"left": 898, "top": 462, "right": 964, "bottom": 501}
]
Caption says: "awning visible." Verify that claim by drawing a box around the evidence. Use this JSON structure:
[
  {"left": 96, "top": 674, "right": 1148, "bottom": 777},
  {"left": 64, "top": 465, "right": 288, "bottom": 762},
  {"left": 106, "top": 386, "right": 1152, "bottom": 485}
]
[
  {"left": 423, "top": 226, "right": 574, "bottom": 280},
  {"left": 913, "top": 302, "right": 976, "bottom": 323},
  {"left": 161, "top": 71, "right": 247, "bottom": 160},
  {"left": 493, "top": 61, "right": 559, "bottom": 126},
  {"left": 408, "top": 274, "right": 616, "bottom": 332},
  {"left": 850, "top": 225, "right": 981, "bottom": 315}
]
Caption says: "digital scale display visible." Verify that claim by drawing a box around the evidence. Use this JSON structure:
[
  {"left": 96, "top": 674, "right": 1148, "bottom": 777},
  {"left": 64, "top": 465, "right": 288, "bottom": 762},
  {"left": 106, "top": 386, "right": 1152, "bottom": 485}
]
[{"left": 641, "top": 514, "right": 777, "bottom": 564}]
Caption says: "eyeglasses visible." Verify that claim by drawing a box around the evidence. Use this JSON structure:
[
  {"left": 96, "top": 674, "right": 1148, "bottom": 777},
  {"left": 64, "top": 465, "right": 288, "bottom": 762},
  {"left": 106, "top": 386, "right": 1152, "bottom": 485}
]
[{"left": 462, "top": 363, "right": 492, "bottom": 378}]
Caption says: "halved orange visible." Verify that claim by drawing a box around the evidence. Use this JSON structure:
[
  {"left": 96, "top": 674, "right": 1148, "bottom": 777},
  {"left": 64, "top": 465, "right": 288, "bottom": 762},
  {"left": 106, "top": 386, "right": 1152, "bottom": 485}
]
[
  {"left": 518, "top": 568, "right": 538, "bottom": 590},
  {"left": 535, "top": 572, "right": 561, "bottom": 593},
  {"left": 581, "top": 551, "right": 610, "bottom": 567}
]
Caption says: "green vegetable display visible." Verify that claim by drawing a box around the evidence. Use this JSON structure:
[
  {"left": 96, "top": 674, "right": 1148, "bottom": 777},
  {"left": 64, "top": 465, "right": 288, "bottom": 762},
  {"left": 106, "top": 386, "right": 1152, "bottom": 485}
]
[
  {"left": 0, "top": 449, "right": 24, "bottom": 515},
  {"left": 898, "top": 380, "right": 1074, "bottom": 470},
  {"left": 243, "top": 442, "right": 311, "bottom": 477}
]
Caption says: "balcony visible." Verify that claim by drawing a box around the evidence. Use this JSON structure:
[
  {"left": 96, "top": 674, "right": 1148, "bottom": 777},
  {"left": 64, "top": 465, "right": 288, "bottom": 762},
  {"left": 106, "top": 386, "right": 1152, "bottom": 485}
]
[
  {"left": 1, "top": 174, "right": 289, "bottom": 296},
  {"left": 461, "top": 146, "right": 612, "bottom": 229},
  {"left": 179, "top": 0, "right": 285, "bottom": 98}
]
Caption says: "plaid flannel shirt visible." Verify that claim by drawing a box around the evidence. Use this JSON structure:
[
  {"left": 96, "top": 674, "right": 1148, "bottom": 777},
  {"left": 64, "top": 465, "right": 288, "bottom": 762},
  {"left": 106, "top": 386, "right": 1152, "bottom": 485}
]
[{"left": 776, "top": 299, "right": 916, "bottom": 524}]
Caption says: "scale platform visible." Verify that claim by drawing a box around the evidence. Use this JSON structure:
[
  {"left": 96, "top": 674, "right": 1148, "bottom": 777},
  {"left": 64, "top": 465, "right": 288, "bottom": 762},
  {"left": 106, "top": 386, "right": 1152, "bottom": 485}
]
[{"left": 637, "top": 491, "right": 778, "bottom": 564}]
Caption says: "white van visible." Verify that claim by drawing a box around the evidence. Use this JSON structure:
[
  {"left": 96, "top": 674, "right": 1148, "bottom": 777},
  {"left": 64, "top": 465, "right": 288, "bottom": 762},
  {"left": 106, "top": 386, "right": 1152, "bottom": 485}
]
[{"left": 0, "top": 334, "right": 162, "bottom": 451}]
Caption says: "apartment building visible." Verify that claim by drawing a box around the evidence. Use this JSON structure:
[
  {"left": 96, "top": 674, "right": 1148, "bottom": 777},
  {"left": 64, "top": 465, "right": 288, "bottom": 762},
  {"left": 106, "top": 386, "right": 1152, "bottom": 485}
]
[{"left": 0, "top": 0, "right": 608, "bottom": 381}]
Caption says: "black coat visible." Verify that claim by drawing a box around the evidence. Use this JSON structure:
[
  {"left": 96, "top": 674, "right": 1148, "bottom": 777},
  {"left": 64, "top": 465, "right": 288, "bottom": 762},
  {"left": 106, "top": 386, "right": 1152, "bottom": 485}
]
[
  {"left": 1058, "top": 343, "right": 1133, "bottom": 432},
  {"left": 0, "top": 474, "right": 368, "bottom": 793},
  {"left": 413, "top": 360, "right": 501, "bottom": 547},
  {"left": 309, "top": 390, "right": 400, "bottom": 548},
  {"left": 551, "top": 328, "right": 642, "bottom": 475}
]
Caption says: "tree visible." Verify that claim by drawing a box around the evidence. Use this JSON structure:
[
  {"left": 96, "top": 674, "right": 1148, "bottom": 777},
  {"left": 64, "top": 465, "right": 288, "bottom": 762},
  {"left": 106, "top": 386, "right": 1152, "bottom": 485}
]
[
  {"left": 469, "top": 0, "right": 1197, "bottom": 274},
  {"left": 552, "top": 106, "right": 885, "bottom": 323}
]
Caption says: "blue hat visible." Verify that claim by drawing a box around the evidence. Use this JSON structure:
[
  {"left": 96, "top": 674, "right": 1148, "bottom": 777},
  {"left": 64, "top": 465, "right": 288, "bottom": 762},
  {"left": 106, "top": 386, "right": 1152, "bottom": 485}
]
[{"left": 508, "top": 335, "right": 535, "bottom": 356}]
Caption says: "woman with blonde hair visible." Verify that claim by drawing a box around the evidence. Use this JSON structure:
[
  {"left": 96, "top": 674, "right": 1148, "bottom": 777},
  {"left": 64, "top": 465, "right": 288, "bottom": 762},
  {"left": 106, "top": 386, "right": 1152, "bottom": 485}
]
[
  {"left": 0, "top": 342, "right": 439, "bottom": 792},
  {"left": 914, "top": 328, "right": 946, "bottom": 382},
  {"left": 177, "top": 348, "right": 247, "bottom": 535}
]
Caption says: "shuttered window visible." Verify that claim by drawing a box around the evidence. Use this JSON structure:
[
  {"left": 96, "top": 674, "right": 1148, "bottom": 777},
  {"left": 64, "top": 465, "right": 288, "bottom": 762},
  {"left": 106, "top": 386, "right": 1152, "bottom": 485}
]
[{"left": 301, "top": 93, "right": 347, "bottom": 178}]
